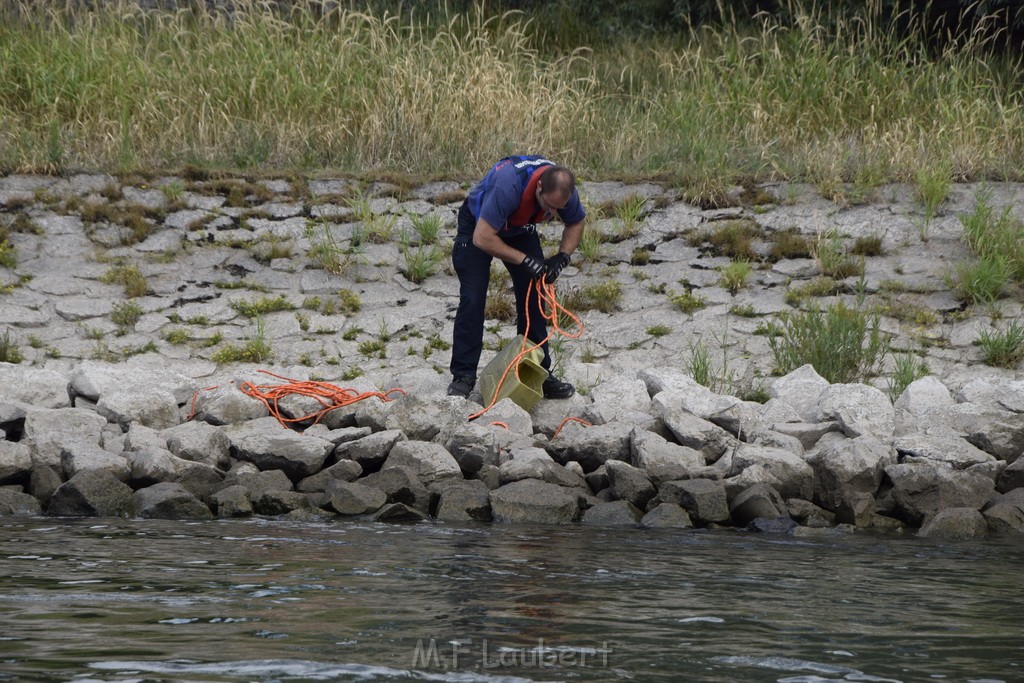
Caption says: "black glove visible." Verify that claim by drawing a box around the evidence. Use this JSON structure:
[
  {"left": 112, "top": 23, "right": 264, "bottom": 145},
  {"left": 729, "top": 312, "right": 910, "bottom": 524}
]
[
  {"left": 543, "top": 251, "right": 571, "bottom": 283},
  {"left": 520, "top": 255, "right": 545, "bottom": 280}
]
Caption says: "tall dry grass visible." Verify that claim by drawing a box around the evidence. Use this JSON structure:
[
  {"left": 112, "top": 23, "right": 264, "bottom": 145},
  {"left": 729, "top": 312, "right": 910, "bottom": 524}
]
[{"left": 1, "top": 0, "right": 1022, "bottom": 186}]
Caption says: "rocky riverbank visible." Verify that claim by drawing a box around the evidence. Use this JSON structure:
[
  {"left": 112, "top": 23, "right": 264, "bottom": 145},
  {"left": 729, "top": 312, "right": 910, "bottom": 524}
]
[{"left": 0, "top": 172, "right": 1021, "bottom": 537}]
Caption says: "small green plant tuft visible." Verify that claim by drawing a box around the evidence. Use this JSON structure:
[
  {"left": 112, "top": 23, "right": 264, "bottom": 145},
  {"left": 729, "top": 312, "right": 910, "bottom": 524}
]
[
  {"left": 613, "top": 194, "right": 646, "bottom": 241},
  {"left": 647, "top": 325, "right": 672, "bottom": 337},
  {"left": 211, "top": 317, "right": 272, "bottom": 363},
  {"left": 231, "top": 295, "right": 294, "bottom": 318},
  {"left": 630, "top": 248, "right": 651, "bottom": 266},
  {"left": 770, "top": 230, "right": 812, "bottom": 261},
  {"left": 888, "top": 351, "right": 930, "bottom": 401},
  {"left": 0, "top": 329, "right": 24, "bottom": 364},
  {"left": 581, "top": 280, "right": 623, "bottom": 313},
  {"left": 719, "top": 260, "right": 753, "bottom": 294},
  {"left": 671, "top": 290, "right": 706, "bottom": 314},
  {"left": 100, "top": 264, "right": 150, "bottom": 298},
  {"left": 729, "top": 303, "right": 758, "bottom": 318},
  {"left": 851, "top": 234, "right": 885, "bottom": 257},
  {"left": 111, "top": 301, "right": 144, "bottom": 335},
  {"left": 977, "top": 321, "right": 1024, "bottom": 368},
  {"left": 409, "top": 212, "right": 444, "bottom": 245},
  {"left": 162, "top": 327, "right": 191, "bottom": 345},
  {"left": 915, "top": 161, "right": 952, "bottom": 227},
  {"left": 812, "top": 230, "right": 862, "bottom": 279},
  {"left": 768, "top": 301, "right": 888, "bottom": 384}
]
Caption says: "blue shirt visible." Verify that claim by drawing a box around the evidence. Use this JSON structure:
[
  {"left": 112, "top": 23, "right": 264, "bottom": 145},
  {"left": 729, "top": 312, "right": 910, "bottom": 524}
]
[{"left": 465, "top": 155, "right": 586, "bottom": 239}]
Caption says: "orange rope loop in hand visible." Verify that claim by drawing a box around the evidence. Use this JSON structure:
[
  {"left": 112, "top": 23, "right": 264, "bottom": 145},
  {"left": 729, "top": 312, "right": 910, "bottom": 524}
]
[
  {"left": 239, "top": 369, "right": 406, "bottom": 429},
  {"left": 469, "top": 277, "right": 583, "bottom": 421}
]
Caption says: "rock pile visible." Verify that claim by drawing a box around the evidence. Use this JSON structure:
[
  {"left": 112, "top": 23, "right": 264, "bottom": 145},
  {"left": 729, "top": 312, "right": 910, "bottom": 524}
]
[{"left": 1, "top": 360, "right": 1021, "bottom": 539}]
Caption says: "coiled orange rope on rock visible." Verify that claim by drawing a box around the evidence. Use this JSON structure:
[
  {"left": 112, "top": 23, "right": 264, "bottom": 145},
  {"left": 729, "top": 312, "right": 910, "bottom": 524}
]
[{"left": 238, "top": 370, "right": 406, "bottom": 428}]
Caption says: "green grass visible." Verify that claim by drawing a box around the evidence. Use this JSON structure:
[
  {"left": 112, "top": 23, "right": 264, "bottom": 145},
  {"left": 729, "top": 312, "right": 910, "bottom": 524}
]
[
  {"left": 768, "top": 301, "right": 888, "bottom": 384},
  {"left": 977, "top": 321, "right": 1024, "bottom": 368},
  {"left": 770, "top": 230, "right": 813, "bottom": 261},
  {"left": 211, "top": 317, "right": 272, "bottom": 363},
  {"left": 690, "top": 220, "right": 762, "bottom": 261},
  {"left": 99, "top": 264, "right": 149, "bottom": 298},
  {"left": 580, "top": 280, "right": 623, "bottom": 313},
  {"left": 915, "top": 160, "right": 952, "bottom": 226},
  {"left": 671, "top": 290, "right": 706, "bottom": 314},
  {"left": 0, "top": 329, "right": 23, "bottom": 364},
  {"left": 719, "top": 260, "right": 753, "bottom": 294},
  {"left": 409, "top": 212, "right": 444, "bottom": 245},
  {"left": 576, "top": 225, "right": 604, "bottom": 262},
  {"left": 111, "top": 300, "right": 144, "bottom": 334},
  {"left": 612, "top": 194, "right": 646, "bottom": 241},
  {"left": 230, "top": 294, "right": 294, "bottom": 318},
  {"left": 162, "top": 327, "right": 190, "bottom": 345},
  {"left": 401, "top": 244, "right": 442, "bottom": 284},
  {"left": 953, "top": 189, "right": 1024, "bottom": 302},
  {"left": 812, "top": 230, "right": 862, "bottom": 279},
  {"left": 647, "top": 325, "right": 672, "bottom": 338},
  {"left": 3, "top": 2, "right": 1021, "bottom": 183},
  {"left": 784, "top": 276, "right": 843, "bottom": 306},
  {"left": 888, "top": 351, "right": 930, "bottom": 401}
]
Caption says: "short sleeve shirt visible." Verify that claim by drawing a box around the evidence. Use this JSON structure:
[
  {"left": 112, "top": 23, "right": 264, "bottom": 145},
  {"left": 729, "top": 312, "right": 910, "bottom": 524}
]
[{"left": 466, "top": 156, "right": 586, "bottom": 239}]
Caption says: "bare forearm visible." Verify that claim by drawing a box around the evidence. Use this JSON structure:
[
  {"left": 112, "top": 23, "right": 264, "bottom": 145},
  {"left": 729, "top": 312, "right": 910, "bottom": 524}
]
[{"left": 559, "top": 221, "right": 584, "bottom": 256}]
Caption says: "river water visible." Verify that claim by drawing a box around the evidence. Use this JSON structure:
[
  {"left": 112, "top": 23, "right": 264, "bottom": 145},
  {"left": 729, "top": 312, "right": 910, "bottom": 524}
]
[{"left": 0, "top": 517, "right": 1021, "bottom": 682}]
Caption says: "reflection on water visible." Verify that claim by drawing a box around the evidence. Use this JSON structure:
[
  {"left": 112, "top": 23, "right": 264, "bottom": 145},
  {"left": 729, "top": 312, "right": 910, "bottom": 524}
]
[{"left": 0, "top": 518, "right": 1021, "bottom": 682}]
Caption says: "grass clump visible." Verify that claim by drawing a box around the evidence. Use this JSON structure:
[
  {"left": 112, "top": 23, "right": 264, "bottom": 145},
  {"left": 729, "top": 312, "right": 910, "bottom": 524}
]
[
  {"left": 612, "top": 194, "right": 646, "bottom": 241},
  {"left": 576, "top": 225, "right": 605, "bottom": 262},
  {"left": 409, "top": 212, "right": 444, "bottom": 245},
  {"left": 812, "top": 230, "right": 862, "bottom": 279},
  {"left": 647, "top": 325, "right": 672, "bottom": 338},
  {"left": 0, "top": 329, "right": 24, "bottom": 364},
  {"left": 162, "top": 327, "right": 191, "bottom": 345},
  {"left": 977, "top": 321, "right": 1024, "bottom": 368},
  {"left": 915, "top": 161, "right": 952, "bottom": 225},
  {"left": 211, "top": 317, "right": 272, "bottom": 363},
  {"left": 691, "top": 220, "right": 762, "bottom": 261},
  {"left": 953, "top": 189, "right": 1024, "bottom": 303},
  {"left": 888, "top": 351, "right": 930, "bottom": 401},
  {"left": 231, "top": 294, "right": 293, "bottom": 318},
  {"left": 769, "top": 230, "right": 813, "bottom": 261},
  {"left": 111, "top": 300, "right": 144, "bottom": 334},
  {"left": 581, "top": 280, "right": 623, "bottom": 313},
  {"left": 784, "top": 276, "right": 843, "bottom": 306},
  {"left": 851, "top": 234, "right": 885, "bottom": 257},
  {"left": 630, "top": 248, "right": 651, "bottom": 266},
  {"left": 719, "top": 260, "right": 753, "bottom": 294},
  {"left": 671, "top": 290, "right": 706, "bottom": 314},
  {"left": 768, "top": 301, "right": 888, "bottom": 384},
  {"left": 485, "top": 267, "right": 515, "bottom": 321},
  {"left": 400, "top": 241, "right": 442, "bottom": 285},
  {"left": 99, "top": 264, "right": 149, "bottom": 297}
]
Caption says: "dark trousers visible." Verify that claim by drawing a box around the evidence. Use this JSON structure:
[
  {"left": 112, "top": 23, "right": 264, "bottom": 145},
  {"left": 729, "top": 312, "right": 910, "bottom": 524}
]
[{"left": 449, "top": 201, "right": 551, "bottom": 379}]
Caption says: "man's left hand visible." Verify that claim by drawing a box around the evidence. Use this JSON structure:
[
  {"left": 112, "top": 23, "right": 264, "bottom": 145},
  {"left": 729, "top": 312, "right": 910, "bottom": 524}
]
[{"left": 543, "top": 252, "right": 571, "bottom": 283}]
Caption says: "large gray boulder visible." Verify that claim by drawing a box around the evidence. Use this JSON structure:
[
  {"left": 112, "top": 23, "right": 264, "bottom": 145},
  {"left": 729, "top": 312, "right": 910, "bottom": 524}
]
[
  {"left": 489, "top": 480, "right": 581, "bottom": 525},
  {"left": 499, "top": 447, "right": 588, "bottom": 489},
  {"left": 297, "top": 459, "right": 363, "bottom": 493},
  {"left": 808, "top": 435, "right": 893, "bottom": 524},
  {"left": 553, "top": 422, "right": 633, "bottom": 472},
  {"left": 893, "top": 376, "right": 954, "bottom": 416},
  {"left": 444, "top": 423, "right": 503, "bottom": 474},
  {"left": 893, "top": 433, "right": 996, "bottom": 469},
  {"left": 134, "top": 482, "right": 213, "bottom": 519},
  {"left": 69, "top": 361, "right": 198, "bottom": 405},
  {"left": 361, "top": 394, "right": 464, "bottom": 442},
  {"left": 580, "top": 500, "right": 642, "bottom": 527},
  {"left": 640, "top": 368, "right": 741, "bottom": 419},
  {"left": 126, "top": 447, "right": 223, "bottom": 501},
  {"left": 191, "top": 385, "right": 270, "bottom": 425},
  {"left": 48, "top": 470, "right": 135, "bottom": 517},
  {"left": 954, "top": 377, "right": 1024, "bottom": 412},
  {"left": 919, "top": 508, "right": 987, "bottom": 540},
  {"left": 334, "top": 429, "right": 406, "bottom": 471},
  {"left": 251, "top": 490, "right": 310, "bottom": 516},
  {"left": 61, "top": 444, "right": 130, "bottom": 481},
  {"left": 0, "top": 364, "right": 70, "bottom": 408},
  {"left": 383, "top": 441, "right": 462, "bottom": 485},
  {"left": 640, "top": 503, "right": 694, "bottom": 529},
  {"left": 210, "top": 485, "right": 253, "bottom": 517},
  {"left": 770, "top": 422, "right": 841, "bottom": 451},
  {"left": 22, "top": 407, "right": 107, "bottom": 470},
  {"left": 225, "top": 418, "right": 334, "bottom": 480},
  {"left": 605, "top": 459, "right": 656, "bottom": 509},
  {"left": 97, "top": 389, "right": 179, "bottom": 431},
  {"left": 583, "top": 376, "right": 653, "bottom": 425},
  {"left": 730, "top": 444, "right": 815, "bottom": 500},
  {"left": 484, "top": 398, "right": 534, "bottom": 436},
  {"left": 125, "top": 423, "right": 168, "bottom": 452},
  {"left": 651, "top": 395, "right": 735, "bottom": 462},
  {"left": 162, "top": 421, "right": 231, "bottom": 470},
  {"left": 996, "top": 457, "right": 1024, "bottom": 493},
  {"left": 961, "top": 412, "right": 1024, "bottom": 463},
  {"left": 768, "top": 364, "right": 829, "bottom": 422},
  {"left": 0, "top": 488, "right": 42, "bottom": 515},
  {"left": 884, "top": 462, "right": 995, "bottom": 524},
  {"left": 818, "top": 383, "right": 895, "bottom": 439},
  {"left": 729, "top": 483, "right": 787, "bottom": 524},
  {"left": 431, "top": 479, "right": 492, "bottom": 522},
  {"left": 630, "top": 429, "right": 704, "bottom": 483},
  {"left": 223, "top": 465, "right": 294, "bottom": 496},
  {"left": 0, "top": 441, "right": 31, "bottom": 483},
  {"left": 326, "top": 479, "right": 387, "bottom": 515},
  {"left": 359, "top": 466, "right": 432, "bottom": 513},
  {"left": 982, "top": 496, "right": 1024, "bottom": 533},
  {"left": 656, "top": 479, "right": 730, "bottom": 525}
]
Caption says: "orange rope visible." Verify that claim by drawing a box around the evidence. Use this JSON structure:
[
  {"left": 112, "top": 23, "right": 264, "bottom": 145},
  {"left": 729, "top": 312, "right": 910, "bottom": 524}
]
[
  {"left": 187, "top": 385, "right": 220, "bottom": 420},
  {"left": 489, "top": 421, "right": 509, "bottom": 430},
  {"left": 469, "top": 277, "right": 583, "bottom": 421},
  {"left": 238, "top": 370, "right": 406, "bottom": 428},
  {"left": 552, "top": 416, "right": 592, "bottom": 440}
]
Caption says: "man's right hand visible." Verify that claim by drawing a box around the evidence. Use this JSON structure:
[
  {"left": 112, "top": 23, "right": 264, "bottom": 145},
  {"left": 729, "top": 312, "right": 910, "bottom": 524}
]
[{"left": 520, "top": 255, "right": 545, "bottom": 280}]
